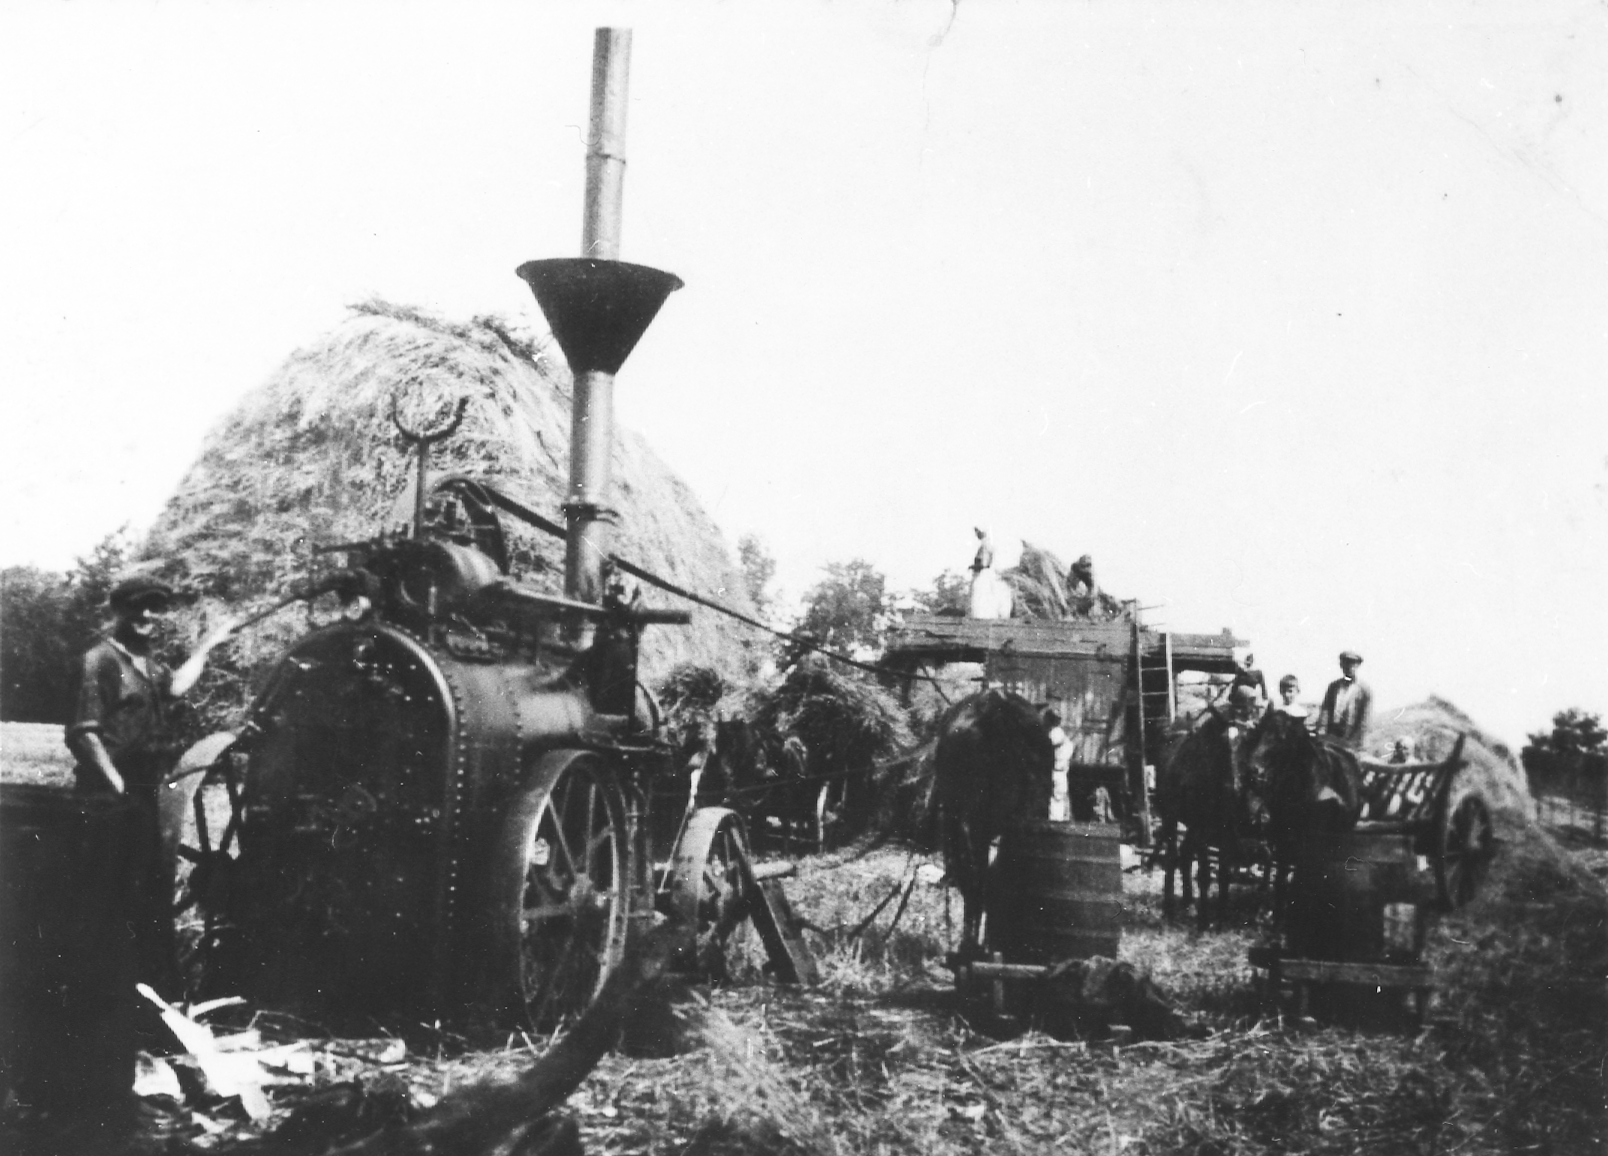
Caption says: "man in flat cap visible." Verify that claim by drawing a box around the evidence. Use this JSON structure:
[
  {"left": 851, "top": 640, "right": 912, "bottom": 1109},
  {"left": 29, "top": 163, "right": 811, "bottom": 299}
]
[
  {"left": 1315, "top": 650, "right": 1372, "bottom": 749},
  {"left": 65, "top": 573, "right": 237, "bottom": 996}
]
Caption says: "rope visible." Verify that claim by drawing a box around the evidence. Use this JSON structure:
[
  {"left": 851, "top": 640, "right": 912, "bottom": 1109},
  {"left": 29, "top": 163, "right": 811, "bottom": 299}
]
[
  {"left": 614, "top": 555, "right": 950, "bottom": 685},
  {"left": 708, "top": 741, "right": 930, "bottom": 801},
  {"left": 881, "top": 872, "right": 919, "bottom": 939},
  {"left": 794, "top": 843, "right": 924, "bottom": 939},
  {"left": 717, "top": 761, "right": 872, "bottom": 798},
  {"left": 476, "top": 481, "right": 954, "bottom": 687}
]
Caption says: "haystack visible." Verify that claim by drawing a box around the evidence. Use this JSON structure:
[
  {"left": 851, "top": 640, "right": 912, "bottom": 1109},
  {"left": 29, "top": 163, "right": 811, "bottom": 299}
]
[
  {"left": 141, "top": 300, "right": 761, "bottom": 725},
  {"left": 1366, "top": 696, "right": 1534, "bottom": 818}
]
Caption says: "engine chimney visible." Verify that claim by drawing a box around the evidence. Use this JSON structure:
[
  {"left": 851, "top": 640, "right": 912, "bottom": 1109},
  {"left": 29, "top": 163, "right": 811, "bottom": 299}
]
[{"left": 517, "top": 28, "right": 681, "bottom": 607}]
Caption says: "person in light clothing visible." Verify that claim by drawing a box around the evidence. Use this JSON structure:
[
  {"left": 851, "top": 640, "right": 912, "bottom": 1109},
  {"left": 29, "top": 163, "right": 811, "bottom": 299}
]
[
  {"left": 1044, "top": 708, "right": 1073, "bottom": 821},
  {"left": 967, "top": 527, "right": 1012, "bottom": 618}
]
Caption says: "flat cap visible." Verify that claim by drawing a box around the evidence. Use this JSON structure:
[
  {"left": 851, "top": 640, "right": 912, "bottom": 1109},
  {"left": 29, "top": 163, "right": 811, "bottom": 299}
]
[
  {"left": 108, "top": 574, "right": 177, "bottom": 609},
  {"left": 1338, "top": 649, "right": 1363, "bottom": 664}
]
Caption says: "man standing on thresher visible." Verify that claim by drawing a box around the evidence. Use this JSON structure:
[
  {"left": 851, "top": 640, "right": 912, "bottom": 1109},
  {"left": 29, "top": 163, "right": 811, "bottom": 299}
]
[
  {"left": 967, "top": 527, "right": 1011, "bottom": 618},
  {"left": 1315, "top": 649, "right": 1372, "bottom": 749},
  {"left": 65, "top": 574, "right": 237, "bottom": 996},
  {"left": 971, "top": 526, "right": 994, "bottom": 575}
]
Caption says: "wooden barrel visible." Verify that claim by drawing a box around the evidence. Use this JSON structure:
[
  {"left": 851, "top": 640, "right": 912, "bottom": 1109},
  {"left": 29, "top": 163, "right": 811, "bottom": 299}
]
[
  {"left": 1290, "top": 831, "right": 1425, "bottom": 963},
  {"left": 988, "top": 820, "right": 1122, "bottom": 963},
  {"left": 0, "top": 784, "right": 141, "bottom": 1115}
]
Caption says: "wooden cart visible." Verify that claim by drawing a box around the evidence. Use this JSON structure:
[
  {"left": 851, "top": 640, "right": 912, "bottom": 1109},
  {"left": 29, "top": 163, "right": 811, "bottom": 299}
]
[{"left": 1250, "top": 734, "right": 1496, "bottom": 1024}]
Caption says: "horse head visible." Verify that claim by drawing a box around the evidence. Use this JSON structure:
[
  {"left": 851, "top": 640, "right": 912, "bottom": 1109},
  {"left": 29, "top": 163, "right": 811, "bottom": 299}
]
[{"left": 1246, "top": 714, "right": 1363, "bottom": 841}]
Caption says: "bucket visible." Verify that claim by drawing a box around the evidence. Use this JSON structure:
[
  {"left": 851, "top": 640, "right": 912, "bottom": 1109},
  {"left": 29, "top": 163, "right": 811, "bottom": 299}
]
[
  {"left": 0, "top": 784, "right": 142, "bottom": 1115},
  {"left": 1290, "top": 831, "right": 1426, "bottom": 963},
  {"left": 988, "top": 820, "right": 1123, "bottom": 963}
]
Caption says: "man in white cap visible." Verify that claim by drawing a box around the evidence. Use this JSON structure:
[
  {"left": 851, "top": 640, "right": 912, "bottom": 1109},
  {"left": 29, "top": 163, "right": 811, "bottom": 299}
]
[{"left": 1315, "top": 650, "right": 1372, "bottom": 749}]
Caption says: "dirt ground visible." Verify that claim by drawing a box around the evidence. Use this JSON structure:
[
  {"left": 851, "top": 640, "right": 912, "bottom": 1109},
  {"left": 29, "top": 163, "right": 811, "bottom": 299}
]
[{"left": 4, "top": 726, "right": 1604, "bottom": 1155}]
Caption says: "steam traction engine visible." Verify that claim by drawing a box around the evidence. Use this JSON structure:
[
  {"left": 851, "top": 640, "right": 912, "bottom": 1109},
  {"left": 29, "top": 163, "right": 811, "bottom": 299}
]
[
  {"left": 177, "top": 32, "right": 814, "bottom": 1030},
  {"left": 181, "top": 263, "right": 806, "bottom": 1029}
]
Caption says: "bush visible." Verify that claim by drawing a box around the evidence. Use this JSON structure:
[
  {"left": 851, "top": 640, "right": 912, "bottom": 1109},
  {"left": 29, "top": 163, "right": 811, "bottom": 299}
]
[{"left": 1, "top": 566, "right": 70, "bottom": 722}]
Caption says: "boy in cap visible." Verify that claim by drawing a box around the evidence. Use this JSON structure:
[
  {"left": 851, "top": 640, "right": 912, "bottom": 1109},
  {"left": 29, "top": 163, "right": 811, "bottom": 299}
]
[
  {"left": 1315, "top": 650, "right": 1372, "bottom": 749},
  {"left": 65, "top": 573, "right": 237, "bottom": 996}
]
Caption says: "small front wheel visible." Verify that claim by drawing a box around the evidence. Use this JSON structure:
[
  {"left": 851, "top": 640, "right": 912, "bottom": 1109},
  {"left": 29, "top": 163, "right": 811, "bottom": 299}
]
[{"left": 665, "top": 808, "right": 759, "bottom": 981}]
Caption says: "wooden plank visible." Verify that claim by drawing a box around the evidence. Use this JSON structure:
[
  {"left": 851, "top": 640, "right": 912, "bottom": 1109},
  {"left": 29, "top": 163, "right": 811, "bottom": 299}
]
[
  {"left": 1257, "top": 956, "right": 1435, "bottom": 988},
  {"left": 964, "top": 962, "right": 1050, "bottom": 981},
  {"left": 884, "top": 615, "right": 1242, "bottom": 669},
  {"left": 753, "top": 879, "right": 818, "bottom": 985}
]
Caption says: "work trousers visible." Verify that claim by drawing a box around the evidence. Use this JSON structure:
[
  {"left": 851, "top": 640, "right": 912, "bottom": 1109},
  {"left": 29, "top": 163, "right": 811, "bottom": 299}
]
[{"left": 75, "top": 760, "right": 184, "bottom": 1002}]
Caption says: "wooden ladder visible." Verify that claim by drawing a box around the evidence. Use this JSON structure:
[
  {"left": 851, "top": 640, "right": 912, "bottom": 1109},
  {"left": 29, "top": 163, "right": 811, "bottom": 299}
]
[{"left": 1129, "top": 609, "right": 1175, "bottom": 848}]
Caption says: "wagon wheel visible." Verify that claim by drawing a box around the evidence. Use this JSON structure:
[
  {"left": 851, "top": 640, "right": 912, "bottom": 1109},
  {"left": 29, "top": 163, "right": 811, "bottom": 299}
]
[
  {"left": 665, "top": 808, "right": 760, "bottom": 980},
  {"left": 813, "top": 776, "right": 846, "bottom": 854},
  {"left": 1435, "top": 794, "right": 1495, "bottom": 909},
  {"left": 495, "top": 751, "right": 631, "bottom": 1030},
  {"left": 169, "top": 734, "right": 246, "bottom": 994}
]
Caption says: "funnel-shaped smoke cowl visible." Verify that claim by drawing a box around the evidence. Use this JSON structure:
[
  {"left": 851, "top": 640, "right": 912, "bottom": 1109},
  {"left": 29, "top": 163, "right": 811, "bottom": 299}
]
[{"left": 516, "top": 258, "right": 683, "bottom": 376}]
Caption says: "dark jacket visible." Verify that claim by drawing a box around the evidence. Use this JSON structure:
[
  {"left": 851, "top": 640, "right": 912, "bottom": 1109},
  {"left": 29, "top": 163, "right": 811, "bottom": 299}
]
[
  {"left": 66, "top": 637, "right": 175, "bottom": 788},
  {"left": 1315, "top": 676, "right": 1372, "bottom": 748}
]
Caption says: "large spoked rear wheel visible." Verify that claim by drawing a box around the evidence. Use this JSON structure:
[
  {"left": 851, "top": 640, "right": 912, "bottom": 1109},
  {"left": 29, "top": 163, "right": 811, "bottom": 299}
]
[
  {"left": 1436, "top": 794, "right": 1495, "bottom": 909},
  {"left": 169, "top": 735, "right": 247, "bottom": 997},
  {"left": 666, "top": 808, "right": 761, "bottom": 981},
  {"left": 498, "top": 751, "right": 631, "bottom": 1031}
]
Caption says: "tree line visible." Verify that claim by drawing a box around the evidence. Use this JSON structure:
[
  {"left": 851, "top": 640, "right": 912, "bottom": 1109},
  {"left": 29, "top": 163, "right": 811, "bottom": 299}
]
[
  {"left": 1, "top": 531, "right": 135, "bottom": 724},
  {"left": 1521, "top": 708, "right": 1608, "bottom": 829}
]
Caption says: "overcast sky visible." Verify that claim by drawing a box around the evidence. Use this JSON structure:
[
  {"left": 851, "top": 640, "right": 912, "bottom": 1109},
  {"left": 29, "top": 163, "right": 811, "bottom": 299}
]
[{"left": 3, "top": 1, "right": 1604, "bottom": 746}]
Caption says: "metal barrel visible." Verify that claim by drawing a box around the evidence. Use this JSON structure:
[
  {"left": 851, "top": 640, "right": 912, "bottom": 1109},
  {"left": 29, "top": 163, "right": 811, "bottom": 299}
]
[
  {"left": 1290, "top": 830, "right": 1426, "bottom": 963},
  {"left": 988, "top": 820, "right": 1123, "bottom": 963},
  {"left": 1, "top": 783, "right": 141, "bottom": 1115}
]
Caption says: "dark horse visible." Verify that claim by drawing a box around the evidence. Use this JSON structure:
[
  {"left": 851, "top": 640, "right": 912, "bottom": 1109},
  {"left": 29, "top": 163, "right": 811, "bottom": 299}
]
[
  {"left": 1245, "top": 710, "right": 1365, "bottom": 919},
  {"left": 1155, "top": 706, "right": 1270, "bottom": 928},
  {"left": 935, "top": 689, "right": 1054, "bottom": 959}
]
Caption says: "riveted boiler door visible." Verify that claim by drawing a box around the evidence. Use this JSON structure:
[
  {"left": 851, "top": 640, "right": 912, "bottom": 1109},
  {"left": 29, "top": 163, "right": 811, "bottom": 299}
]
[{"left": 239, "top": 625, "right": 455, "bottom": 1023}]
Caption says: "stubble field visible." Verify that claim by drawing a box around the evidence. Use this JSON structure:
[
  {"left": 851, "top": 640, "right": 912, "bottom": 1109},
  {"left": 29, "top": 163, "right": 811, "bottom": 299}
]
[{"left": 3, "top": 724, "right": 1604, "bottom": 1155}]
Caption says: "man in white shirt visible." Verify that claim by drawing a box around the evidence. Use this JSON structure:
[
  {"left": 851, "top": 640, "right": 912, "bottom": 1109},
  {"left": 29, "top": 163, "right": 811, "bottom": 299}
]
[{"left": 1044, "top": 708, "right": 1074, "bottom": 821}]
